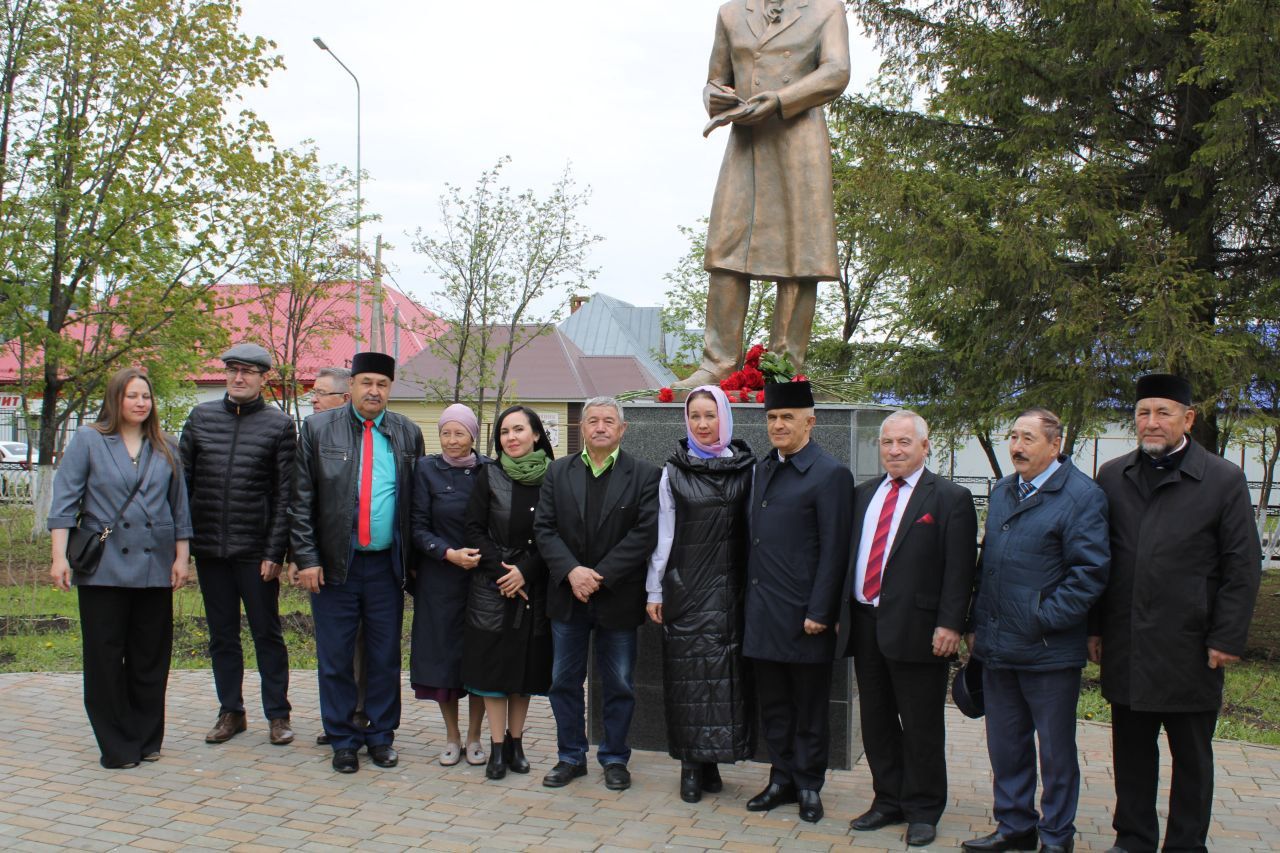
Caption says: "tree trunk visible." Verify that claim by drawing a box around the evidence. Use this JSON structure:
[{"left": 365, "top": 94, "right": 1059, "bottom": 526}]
[
  {"left": 977, "top": 431, "right": 1003, "bottom": 479},
  {"left": 28, "top": 363, "right": 66, "bottom": 537},
  {"left": 1258, "top": 426, "right": 1280, "bottom": 567}
]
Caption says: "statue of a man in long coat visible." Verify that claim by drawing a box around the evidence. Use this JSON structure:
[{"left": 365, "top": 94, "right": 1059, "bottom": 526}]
[{"left": 678, "top": 0, "right": 851, "bottom": 387}]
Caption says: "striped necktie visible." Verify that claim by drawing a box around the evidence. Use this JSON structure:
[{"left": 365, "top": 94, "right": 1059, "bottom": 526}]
[{"left": 1017, "top": 480, "right": 1036, "bottom": 502}]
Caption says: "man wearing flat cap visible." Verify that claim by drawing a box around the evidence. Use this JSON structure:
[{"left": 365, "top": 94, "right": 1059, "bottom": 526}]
[
  {"left": 742, "top": 379, "right": 853, "bottom": 823},
  {"left": 181, "top": 342, "right": 296, "bottom": 747},
  {"left": 290, "top": 352, "right": 424, "bottom": 773},
  {"left": 1091, "top": 374, "right": 1261, "bottom": 853}
]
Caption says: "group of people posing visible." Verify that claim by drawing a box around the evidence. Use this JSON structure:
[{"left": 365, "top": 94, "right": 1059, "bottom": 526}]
[{"left": 48, "top": 347, "right": 1260, "bottom": 853}]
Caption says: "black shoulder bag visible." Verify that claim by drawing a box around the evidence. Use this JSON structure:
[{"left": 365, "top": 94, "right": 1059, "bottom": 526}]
[{"left": 66, "top": 450, "right": 155, "bottom": 576}]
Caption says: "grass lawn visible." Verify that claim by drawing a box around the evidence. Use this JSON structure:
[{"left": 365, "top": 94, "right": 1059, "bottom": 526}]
[{"left": 0, "top": 582, "right": 417, "bottom": 673}]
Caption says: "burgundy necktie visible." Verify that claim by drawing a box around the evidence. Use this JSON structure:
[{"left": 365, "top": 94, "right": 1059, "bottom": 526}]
[
  {"left": 358, "top": 419, "right": 374, "bottom": 547},
  {"left": 862, "top": 477, "right": 905, "bottom": 602}
]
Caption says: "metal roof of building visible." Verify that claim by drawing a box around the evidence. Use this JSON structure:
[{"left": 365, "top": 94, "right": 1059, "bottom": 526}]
[
  {"left": 558, "top": 293, "right": 683, "bottom": 385},
  {"left": 390, "top": 324, "right": 664, "bottom": 402}
]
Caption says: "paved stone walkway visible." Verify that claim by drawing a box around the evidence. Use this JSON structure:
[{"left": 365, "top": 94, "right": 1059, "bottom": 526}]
[{"left": 0, "top": 671, "right": 1276, "bottom": 851}]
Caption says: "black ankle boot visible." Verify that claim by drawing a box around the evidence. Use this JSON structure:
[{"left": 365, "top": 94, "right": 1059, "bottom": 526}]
[
  {"left": 680, "top": 761, "right": 702, "bottom": 803},
  {"left": 504, "top": 730, "right": 530, "bottom": 773},
  {"left": 485, "top": 738, "right": 507, "bottom": 780},
  {"left": 701, "top": 762, "right": 723, "bottom": 793}
]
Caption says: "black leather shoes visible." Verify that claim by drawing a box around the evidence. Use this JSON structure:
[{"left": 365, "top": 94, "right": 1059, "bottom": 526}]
[
  {"left": 850, "top": 808, "right": 906, "bottom": 831},
  {"left": 368, "top": 744, "right": 398, "bottom": 768},
  {"left": 907, "top": 823, "right": 937, "bottom": 847},
  {"left": 797, "top": 789, "right": 823, "bottom": 823},
  {"left": 542, "top": 760, "right": 587, "bottom": 787},
  {"left": 503, "top": 731, "right": 530, "bottom": 774},
  {"left": 332, "top": 748, "right": 359, "bottom": 773},
  {"left": 962, "top": 829, "right": 1040, "bottom": 851},
  {"left": 486, "top": 739, "right": 507, "bottom": 780},
  {"left": 746, "top": 781, "right": 798, "bottom": 812},
  {"left": 1039, "top": 844, "right": 1073, "bottom": 853},
  {"left": 603, "top": 762, "right": 631, "bottom": 791},
  {"left": 701, "top": 762, "right": 723, "bottom": 793},
  {"left": 680, "top": 765, "right": 702, "bottom": 803}
]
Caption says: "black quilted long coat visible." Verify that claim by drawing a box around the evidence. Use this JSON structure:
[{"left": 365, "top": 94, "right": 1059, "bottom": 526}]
[{"left": 660, "top": 439, "right": 756, "bottom": 763}]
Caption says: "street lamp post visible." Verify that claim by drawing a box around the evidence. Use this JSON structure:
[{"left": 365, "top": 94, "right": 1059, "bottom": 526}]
[{"left": 313, "top": 36, "right": 363, "bottom": 354}]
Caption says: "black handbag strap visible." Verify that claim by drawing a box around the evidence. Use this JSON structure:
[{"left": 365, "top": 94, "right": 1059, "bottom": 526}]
[{"left": 98, "top": 445, "right": 156, "bottom": 539}]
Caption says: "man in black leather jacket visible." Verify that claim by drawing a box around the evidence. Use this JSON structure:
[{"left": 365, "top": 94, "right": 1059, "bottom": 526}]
[
  {"left": 290, "top": 351, "right": 424, "bottom": 773},
  {"left": 180, "top": 342, "right": 296, "bottom": 748}
]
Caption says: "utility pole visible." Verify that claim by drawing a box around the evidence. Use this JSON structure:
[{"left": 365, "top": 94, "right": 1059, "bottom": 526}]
[{"left": 372, "top": 234, "right": 386, "bottom": 352}]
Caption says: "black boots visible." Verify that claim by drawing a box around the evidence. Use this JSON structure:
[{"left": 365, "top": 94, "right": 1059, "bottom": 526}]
[
  {"left": 503, "top": 731, "right": 530, "bottom": 774},
  {"left": 680, "top": 763, "right": 703, "bottom": 803},
  {"left": 485, "top": 738, "right": 507, "bottom": 780},
  {"left": 680, "top": 762, "right": 724, "bottom": 802}
]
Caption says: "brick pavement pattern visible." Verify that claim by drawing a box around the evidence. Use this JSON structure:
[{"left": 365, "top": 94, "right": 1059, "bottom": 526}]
[{"left": 1, "top": 671, "right": 1276, "bottom": 851}]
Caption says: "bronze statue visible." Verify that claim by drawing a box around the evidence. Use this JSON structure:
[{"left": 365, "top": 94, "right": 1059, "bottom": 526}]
[{"left": 677, "top": 0, "right": 851, "bottom": 388}]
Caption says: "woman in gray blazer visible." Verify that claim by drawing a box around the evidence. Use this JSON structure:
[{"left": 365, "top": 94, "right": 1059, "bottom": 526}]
[{"left": 48, "top": 367, "right": 193, "bottom": 769}]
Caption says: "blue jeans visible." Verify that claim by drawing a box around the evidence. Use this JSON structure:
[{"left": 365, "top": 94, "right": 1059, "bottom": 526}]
[
  {"left": 548, "top": 607, "right": 638, "bottom": 767},
  {"left": 983, "top": 666, "right": 1082, "bottom": 846},
  {"left": 311, "top": 550, "right": 403, "bottom": 751}
]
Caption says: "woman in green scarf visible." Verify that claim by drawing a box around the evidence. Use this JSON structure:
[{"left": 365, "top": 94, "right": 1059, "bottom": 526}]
[{"left": 462, "top": 404, "right": 556, "bottom": 780}]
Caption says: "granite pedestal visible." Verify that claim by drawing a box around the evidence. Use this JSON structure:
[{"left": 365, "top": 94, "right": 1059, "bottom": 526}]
[{"left": 586, "top": 402, "right": 892, "bottom": 774}]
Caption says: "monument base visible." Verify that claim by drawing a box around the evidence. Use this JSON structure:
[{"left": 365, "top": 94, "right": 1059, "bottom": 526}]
[{"left": 586, "top": 402, "right": 891, "bottom": 771}]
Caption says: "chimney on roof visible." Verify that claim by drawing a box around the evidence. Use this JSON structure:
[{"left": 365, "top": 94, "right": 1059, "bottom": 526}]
[{"left": 569, "top": 294, "right": 589, "bottom": 314}]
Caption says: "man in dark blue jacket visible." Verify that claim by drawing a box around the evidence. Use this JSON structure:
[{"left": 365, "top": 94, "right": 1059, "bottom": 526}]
[
  {"left": 742, "top": 379, "right": 854, "bottom": 824},
  {"left": 964, "top": 408, "right": 1109, "bottom": 853}
]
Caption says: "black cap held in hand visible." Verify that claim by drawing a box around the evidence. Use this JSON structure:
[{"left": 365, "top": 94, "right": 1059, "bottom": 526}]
[{"left": 351, "top": 351, "right": 396, "bottom": 381}]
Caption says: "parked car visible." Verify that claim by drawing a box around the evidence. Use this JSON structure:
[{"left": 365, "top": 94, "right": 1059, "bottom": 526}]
[{"left": 0, "top": 442, "right": 31, "bottom": 469}]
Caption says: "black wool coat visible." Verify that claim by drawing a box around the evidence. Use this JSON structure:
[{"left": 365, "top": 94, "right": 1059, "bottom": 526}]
[
  {"left": 534, "top": 450, "right": 661, "bottom": 629},
  {"left": 1094, "top": 441, "right": 1262, "bottom": 712},
  {"left": 408, "top": 453, "right": 487, "bottom": 689},
  {"left": 836, "top": 468, "right": 978, "bottom": 662},
  {"left": 743, "top": 440, "right": 854, "bottom": 663}
]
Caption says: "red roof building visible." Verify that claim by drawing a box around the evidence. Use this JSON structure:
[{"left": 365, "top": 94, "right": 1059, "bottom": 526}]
[{"left": 0, "top": 282, "right": 444, "bottom": 390}]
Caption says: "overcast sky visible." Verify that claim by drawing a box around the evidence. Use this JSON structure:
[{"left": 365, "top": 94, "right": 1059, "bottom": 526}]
[{"left": 236, "top": 1, "right": 882, "bottom": 316}]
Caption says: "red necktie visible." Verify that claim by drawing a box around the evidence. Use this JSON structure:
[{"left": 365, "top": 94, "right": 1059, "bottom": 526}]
[
  {"left": 862, "top": 477, "right": 905, "bottom": 602},
  {"left": 358, "top": 419, "right": 374, "bottom": 547}
]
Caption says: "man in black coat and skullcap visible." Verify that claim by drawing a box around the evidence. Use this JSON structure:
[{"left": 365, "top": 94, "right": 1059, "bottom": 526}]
[
  {"left": 742, "top": 379, "right": 854, "bottom": 824},
  {"left": 1091, "top": 374, "right": 1261, "bottom": 853}
]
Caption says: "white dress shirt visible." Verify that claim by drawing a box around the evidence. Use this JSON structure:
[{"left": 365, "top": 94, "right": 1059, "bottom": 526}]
[{"left": 853, "top": 465, "right": 925, "bottom": 606}]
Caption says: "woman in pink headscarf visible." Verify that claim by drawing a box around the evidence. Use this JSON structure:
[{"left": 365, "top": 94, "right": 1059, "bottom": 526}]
[
  {"left": 409, "top": 404, "right": 489, "bottom": 767},
  {"left": 645, "top": 385, "right": 757, "bottom": 803}
]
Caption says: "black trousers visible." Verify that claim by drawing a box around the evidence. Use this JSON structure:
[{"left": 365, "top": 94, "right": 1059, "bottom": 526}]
[
  {"left": 196, "top": 557, "right": 291, "bottom": 719},
  {"left": 851, "top": 605, "right": 950, "bottom": 824},
  {"left": 1112, "top": 703, "right": 1218, "bottom": 853},
  {"left": 752, "top": 658, "right": 831, "bottom": 792},
  {"left": 78, "top": 585, "right": 172, "bottom": 768}
]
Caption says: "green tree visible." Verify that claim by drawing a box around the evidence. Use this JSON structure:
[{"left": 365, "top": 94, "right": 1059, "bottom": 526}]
[
  {"left": 0, "top": 0, "right": 280, "bottom": 534},
  {"left": 237, "top": 145, "right": 371, "bottom": 420},
  {"left": 842, "top": 0, "right": 1280, "bottom": 454},
  {"left": 412, "top": 158, "right": 600, "bottom": 425}
]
